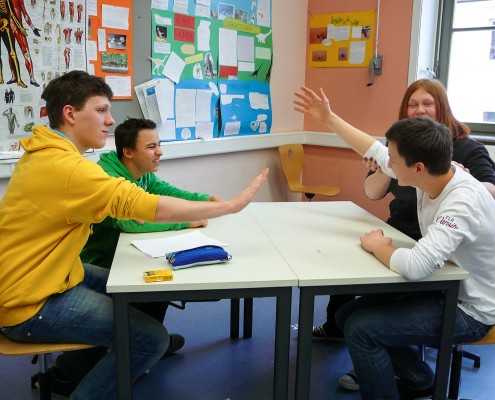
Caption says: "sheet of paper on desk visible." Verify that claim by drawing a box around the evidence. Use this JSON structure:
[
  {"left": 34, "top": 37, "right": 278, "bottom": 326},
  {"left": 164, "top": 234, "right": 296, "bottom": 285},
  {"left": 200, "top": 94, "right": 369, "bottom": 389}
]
[{"left": 131, "top": 231, "right": 228, "bottom": 258}]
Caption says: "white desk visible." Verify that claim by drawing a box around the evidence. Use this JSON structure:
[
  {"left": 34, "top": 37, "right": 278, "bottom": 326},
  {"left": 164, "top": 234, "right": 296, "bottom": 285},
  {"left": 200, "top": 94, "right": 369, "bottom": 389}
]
[
  {"left": 249, "top": 202, "right": 468, "bottom": 400},
  {"left": 107, "top": 209, "right": 298, "bottom": 400}
]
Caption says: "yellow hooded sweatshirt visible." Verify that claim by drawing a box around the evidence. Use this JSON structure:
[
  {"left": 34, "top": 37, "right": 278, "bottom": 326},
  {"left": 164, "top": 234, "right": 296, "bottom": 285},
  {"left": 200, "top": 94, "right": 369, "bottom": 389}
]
[{"left": 0, "top": 126, "right": 159, "bottom": 326}]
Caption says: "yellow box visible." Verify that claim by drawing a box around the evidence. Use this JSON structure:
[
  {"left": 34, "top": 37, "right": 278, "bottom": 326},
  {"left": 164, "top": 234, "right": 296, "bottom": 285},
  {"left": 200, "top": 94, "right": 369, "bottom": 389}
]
[{"left": 143, "top": 269, "right": 173, "bottom": 283}]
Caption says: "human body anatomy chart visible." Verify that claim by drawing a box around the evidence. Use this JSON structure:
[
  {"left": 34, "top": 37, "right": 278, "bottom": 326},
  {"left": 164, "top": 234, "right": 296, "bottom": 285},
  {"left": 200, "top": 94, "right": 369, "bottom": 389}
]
[{"left": 0, "top": 0, "right": 87, "bottom": 151}]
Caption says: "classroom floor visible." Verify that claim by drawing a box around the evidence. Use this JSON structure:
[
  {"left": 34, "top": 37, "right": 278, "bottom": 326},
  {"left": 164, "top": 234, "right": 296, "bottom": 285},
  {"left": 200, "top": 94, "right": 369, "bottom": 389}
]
[{"left": 1, "top": 291, "right": 493, "bottom": 400}]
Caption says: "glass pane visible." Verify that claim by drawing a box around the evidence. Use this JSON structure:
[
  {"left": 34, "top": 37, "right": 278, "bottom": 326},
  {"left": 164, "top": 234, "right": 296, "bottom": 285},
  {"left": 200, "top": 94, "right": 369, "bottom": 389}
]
[
  {"left": 454, "top": 0, "right": 495, "bottom": 29},
  {"left": 447, "top": 30, "right": 495, "bottom": 124}
]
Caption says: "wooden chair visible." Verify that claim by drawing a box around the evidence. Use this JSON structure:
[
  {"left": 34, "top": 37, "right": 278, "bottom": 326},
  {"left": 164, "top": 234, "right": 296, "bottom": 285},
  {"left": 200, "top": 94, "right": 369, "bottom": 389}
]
[
  {"left": 278, "top": 144, "right": 340, "bottom": 201},
  {"left": 0, "top": 334, "right": 94, "bottom": 400},
  {"left": 448, "top": 326, "right": 495, "bottom": 399}
]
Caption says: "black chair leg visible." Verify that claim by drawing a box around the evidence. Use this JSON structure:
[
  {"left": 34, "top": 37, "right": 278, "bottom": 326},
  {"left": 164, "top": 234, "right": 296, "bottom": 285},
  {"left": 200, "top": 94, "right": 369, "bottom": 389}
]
[
  {"left": 243, "top": 298, "right": 253, "bottom": 338},
  {"left": 461, "top": 349, "right": 481, "bottom": 368},
  {"left": 448, "top": 345, "right": 463, "bottom": 400},
  {"left": 230, "top": 298, "right": 240, "bottom": 339},
  {"left": 38, "top": 354, "right": 52, "bottom": 400}
]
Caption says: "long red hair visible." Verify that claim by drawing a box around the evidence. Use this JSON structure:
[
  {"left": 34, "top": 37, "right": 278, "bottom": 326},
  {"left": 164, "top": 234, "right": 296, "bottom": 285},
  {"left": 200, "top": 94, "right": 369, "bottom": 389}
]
[{"left": 398, "top": 79, "right": 470, "bottom": 141}]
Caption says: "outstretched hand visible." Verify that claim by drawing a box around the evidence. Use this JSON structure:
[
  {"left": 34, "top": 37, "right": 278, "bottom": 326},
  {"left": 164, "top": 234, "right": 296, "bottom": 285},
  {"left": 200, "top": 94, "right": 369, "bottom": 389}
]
[
  {"left": 229, "top": 168, "right": 269, "bottom": 213},
  {"left": 155, "top": 169, "right": 269, "bottom": 223},
  {"left": 293, "top": 86, "right": 332, "bottom": 126}
]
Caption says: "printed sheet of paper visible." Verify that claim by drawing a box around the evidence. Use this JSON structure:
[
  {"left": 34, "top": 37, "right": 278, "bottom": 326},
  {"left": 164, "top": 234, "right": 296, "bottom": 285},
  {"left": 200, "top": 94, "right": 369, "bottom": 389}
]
[
  {"left": 131, "top": 231, "right": 227, "bottom": 258},
  {"left": 102, "top": 5, "right": 129, "bottom": 30}
]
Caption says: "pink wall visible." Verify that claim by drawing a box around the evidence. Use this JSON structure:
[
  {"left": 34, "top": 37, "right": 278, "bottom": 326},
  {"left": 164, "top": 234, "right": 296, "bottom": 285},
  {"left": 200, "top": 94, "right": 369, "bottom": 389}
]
[{"left": 302, "top": 0, "right": 414, "bottom": 220}]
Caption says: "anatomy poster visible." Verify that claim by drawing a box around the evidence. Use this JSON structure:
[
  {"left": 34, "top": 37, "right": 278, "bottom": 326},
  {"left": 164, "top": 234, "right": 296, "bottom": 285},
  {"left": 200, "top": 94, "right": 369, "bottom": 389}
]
[
  {"left": 308, "top": 10, "right": 376, "bottom": 68},
  {"left": 149, "top": 0, "right": 272, "bottom": 141},
  {"left": 0, "top": 0, "right": 87, "bottom": 153}
]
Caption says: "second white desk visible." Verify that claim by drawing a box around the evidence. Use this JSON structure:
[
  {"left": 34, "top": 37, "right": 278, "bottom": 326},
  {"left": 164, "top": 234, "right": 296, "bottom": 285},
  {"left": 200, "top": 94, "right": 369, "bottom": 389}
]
[{"left": 248, "top": 201, "right": 468, "bottom": 400}]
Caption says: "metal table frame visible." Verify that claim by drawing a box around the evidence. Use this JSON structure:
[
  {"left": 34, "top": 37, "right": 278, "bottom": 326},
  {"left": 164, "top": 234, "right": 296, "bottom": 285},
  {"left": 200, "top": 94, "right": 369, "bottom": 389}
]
[
  {"left": 113, "top": 287, "right": 291, "bottom": 400},
  {"left": 295, "top": 280, "right": 460, "bottom": 400}
]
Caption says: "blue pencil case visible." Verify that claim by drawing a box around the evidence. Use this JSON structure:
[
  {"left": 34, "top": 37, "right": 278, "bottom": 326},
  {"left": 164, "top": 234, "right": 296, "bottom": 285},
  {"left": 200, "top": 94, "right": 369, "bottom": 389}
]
[{"left": 165, "top": 245, "right": 232, "bottom": 270}]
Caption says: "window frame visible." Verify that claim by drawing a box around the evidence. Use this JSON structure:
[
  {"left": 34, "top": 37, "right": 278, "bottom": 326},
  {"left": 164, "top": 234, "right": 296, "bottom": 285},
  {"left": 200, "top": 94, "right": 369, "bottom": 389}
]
[{"left": 436, "top": 0, "right": 495, "bottom": 138}]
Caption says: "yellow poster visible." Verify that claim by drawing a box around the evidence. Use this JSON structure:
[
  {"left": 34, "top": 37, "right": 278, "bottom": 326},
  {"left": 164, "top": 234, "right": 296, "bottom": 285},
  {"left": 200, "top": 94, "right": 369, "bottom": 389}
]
[{"left": 308, "top": 10, "right": 376, "bottom": 68}]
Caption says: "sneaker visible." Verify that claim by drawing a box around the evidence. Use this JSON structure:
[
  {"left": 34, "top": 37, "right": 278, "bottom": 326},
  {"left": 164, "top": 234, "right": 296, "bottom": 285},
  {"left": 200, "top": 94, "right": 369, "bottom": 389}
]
[
  {"left": 163, "top": 333, "right": 185, "bottom": 357},
  {"left": 312, "top": 324, "right": 345, "bottom": 342},
  {"left": 31, "top": 366, "right": 78, "bottom": 399},
  {"left": 339, "top": 370, "right": 360, "bottom": 391},
  {"left": 397, "top": 380, "right": 433, "bottom": 400}
]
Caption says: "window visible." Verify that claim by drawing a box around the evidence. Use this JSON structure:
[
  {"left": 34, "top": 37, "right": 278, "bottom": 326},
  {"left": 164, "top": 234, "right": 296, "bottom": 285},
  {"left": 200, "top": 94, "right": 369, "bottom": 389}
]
[
  {"left": 437, "top": 0, "right": 495, "bottom": 136},
  {"left": 490, "top": 19, "right": 495, "bottom": 59}
]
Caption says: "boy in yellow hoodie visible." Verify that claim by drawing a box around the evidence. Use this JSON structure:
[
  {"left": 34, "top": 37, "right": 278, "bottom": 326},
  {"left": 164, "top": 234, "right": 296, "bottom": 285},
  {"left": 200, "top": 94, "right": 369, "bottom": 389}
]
[{"left": 0, "top": 70, "right": 268, "bottom": 399}]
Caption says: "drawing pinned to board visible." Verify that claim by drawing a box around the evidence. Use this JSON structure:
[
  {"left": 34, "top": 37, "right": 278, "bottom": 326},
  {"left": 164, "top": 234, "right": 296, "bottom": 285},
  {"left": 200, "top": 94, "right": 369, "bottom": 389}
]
[
  {"left": 250, "top": 114, "right": 268, "bottom": 133},
  {"left": 108, "top": 33, "right": 127, "bottom": 49},
  {"left": 101, "top": 53, "right": 128, "bottom": 73},
  {"left": 156, "top": 26, "right": 168, "bottom": 42},
  {"left": 150, "top": 54, "right": 169, "bottom": 75},
  {"left": 204, "top": 53, "right": 218, "bottom": 78}
]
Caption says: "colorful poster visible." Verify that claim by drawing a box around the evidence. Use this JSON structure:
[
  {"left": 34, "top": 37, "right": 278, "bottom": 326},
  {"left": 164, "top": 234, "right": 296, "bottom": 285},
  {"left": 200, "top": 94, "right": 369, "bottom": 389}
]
[
  {"left": 308, "top": 10, "right": 376, "bottom": 68},
  {"left": 88, "top": 0, "right": 133, "bottom": 99},
  {"left": 149, "top": 0, "right": 272, "bottom": 141},
  {"left": 0, "top": 0, "right": 87, "bottom": 152}
]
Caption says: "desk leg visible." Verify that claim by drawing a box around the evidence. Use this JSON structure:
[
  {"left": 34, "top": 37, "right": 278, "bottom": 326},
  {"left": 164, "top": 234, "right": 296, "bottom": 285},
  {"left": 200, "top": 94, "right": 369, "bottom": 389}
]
[
  {"left": 295, "top": 288, "right": 314, "bottom": 400},
  {"left": 230, "top": 298, "right": 240, "bottom": 339},
  {"left": 113, "top": 294, "right": 133, "bottom": 400},
  {"left": 243, "top": 298, "right": 253, "bottom": 338},
  {"left": 273, "top": 288, "right": 291, "bottom": 400},
  {"left": 433, "top": 281, "right": 460, "bottom": 400}
]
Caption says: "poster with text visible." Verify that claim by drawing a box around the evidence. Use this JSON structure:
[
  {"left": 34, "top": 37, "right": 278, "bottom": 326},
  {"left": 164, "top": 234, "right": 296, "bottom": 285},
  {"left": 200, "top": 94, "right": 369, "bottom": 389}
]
[
  {"left": 87, "top": 0, "right": 133, "bottom": 99},
  {"left": 308, "top": 10, "right": 376, "bottom": 68}
]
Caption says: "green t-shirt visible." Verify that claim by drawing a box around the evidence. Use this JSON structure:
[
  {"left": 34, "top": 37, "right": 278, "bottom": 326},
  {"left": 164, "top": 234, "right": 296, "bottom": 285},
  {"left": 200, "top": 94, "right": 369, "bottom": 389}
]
[{"left": 80, "top": 151, "right": 210, "bottom": 268}]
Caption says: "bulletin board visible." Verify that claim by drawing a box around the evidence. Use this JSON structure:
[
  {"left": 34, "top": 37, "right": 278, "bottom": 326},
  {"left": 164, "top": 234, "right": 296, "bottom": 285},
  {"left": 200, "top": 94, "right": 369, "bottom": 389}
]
[
  {"left": 149, "top": 0, "right": 273, "bottom": 141},
  {"left": 88, "top": 0, "right": 134, "bottom": 99},
  {"left": 308, "top": 10, "right": 376, "bottom": 68}
]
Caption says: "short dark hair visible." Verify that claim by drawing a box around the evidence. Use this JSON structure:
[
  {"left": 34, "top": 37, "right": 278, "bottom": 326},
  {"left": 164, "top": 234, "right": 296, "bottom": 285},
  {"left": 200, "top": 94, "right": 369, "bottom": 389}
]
[
  {"left": 41, "top": 70, "right": 113, "bottom": 129},
  {"left": 385, "top": 117, "right": 453, "bottom": 175},
  {"left": 114, "top": 118, "right": 157, "bottom": 158}
]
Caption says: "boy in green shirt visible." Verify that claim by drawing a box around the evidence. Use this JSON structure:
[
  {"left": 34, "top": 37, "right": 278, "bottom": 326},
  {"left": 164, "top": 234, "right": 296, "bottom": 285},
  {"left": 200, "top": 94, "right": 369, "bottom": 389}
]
[{"left": 81, "top": 117, "right": 219, "bottom": 270}]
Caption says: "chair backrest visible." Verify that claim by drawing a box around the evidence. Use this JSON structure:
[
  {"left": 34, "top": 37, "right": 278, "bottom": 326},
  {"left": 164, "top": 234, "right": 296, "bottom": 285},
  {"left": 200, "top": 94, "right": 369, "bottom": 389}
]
[{"left": 278, "top": 144, "right": 305, "bottom": 192}]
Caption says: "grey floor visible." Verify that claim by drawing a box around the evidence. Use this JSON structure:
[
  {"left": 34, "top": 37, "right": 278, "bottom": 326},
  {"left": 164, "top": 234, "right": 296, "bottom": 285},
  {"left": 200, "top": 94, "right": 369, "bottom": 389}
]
[{"left": 1, "top": 291, "right": 494, "bottom": 399}]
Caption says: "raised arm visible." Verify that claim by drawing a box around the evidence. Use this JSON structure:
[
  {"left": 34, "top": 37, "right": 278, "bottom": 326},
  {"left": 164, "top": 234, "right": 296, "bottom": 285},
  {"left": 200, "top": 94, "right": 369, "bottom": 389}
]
[
  {"left": 293, "top": 86, "right": 376, "bottom": 156},
  {"left": 154, "top": 168, "right": 268, "bottom": 223}
]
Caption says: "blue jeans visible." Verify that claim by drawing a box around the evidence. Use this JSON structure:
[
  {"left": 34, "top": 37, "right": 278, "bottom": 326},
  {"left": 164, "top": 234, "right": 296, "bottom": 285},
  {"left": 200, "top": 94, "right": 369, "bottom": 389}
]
[
  {"left": 0, "top": 264, "right": 170, "bottom": 400},
  {"left": 335, "top": 292, "right": 492, "bottom": 400}
]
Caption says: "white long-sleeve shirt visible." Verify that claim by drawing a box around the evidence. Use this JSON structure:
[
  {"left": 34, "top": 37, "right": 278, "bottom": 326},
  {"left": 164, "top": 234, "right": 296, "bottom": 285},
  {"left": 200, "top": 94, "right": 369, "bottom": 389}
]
[{"left": 365, "top": 141, "right": 495, "bottom": 325}]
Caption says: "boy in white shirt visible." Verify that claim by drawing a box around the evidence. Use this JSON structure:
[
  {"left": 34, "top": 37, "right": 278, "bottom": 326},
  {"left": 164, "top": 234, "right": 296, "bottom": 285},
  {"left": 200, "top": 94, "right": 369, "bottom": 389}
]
[{"left": 333, "top": 117, "right": 495, "bottom": 399}]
